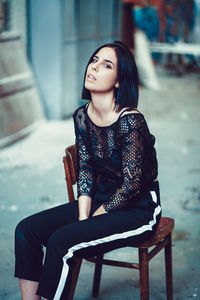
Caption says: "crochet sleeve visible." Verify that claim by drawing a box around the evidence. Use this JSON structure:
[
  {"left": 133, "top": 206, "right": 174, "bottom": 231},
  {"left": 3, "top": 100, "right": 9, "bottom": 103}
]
[
  {"left": 73, "top": 112, "right": 95, "bottom": 198},
  {"left": 103, "top": 115, "right": 145, "bottom": 212}
]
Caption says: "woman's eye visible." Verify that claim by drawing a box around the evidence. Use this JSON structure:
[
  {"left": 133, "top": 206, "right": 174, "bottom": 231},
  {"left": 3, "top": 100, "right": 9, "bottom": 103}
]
[
  {"left": 92, "top": 58, "right": 98, "bottom": 63},
  {"left": 104, "top": 64, "right": 112, "bottom": 69}
]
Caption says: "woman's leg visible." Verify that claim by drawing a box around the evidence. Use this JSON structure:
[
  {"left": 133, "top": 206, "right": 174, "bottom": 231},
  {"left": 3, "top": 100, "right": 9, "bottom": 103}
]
[
  {"left": 19, "top": 279, "right": 40, "bottom": 300},
  {"left": 36, "top": 190, "right": 161, "bottom": 300},
  {"left": 15, "top": 201, "right": 80, "bottom": 300}
]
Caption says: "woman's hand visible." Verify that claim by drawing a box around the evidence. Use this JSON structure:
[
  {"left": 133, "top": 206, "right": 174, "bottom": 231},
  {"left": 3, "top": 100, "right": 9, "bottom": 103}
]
[{"left": 92, "top": 205, "right": 107, "bottom": 217}]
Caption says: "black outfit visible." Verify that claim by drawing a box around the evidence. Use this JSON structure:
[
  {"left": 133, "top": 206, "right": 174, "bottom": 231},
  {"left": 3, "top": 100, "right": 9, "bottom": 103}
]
[{"left": 15, "top": 103, "right": 161, "bottom": 300}]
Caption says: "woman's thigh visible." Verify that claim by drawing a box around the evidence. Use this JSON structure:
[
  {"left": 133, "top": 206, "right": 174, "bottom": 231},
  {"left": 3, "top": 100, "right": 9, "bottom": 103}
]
[
  {"left": 47, "top": 203, "right": 161, "bottom": 260},
  {"left": 16, "top": 201, "right": 80, "bottom": 247}
]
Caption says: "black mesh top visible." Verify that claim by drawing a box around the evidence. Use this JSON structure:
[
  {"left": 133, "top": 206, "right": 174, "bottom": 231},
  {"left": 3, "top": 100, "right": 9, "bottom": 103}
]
[{"left": 73, "top": 103, "right": 158, "bottom": 212}]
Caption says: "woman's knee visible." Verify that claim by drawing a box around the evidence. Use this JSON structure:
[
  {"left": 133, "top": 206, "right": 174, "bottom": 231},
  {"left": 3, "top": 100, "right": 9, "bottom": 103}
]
[
  {"left": 15, "top": 216, "right": 37, "bottom": 246},
  {"left": 46, "top": 228, "right": 72, "bottom": 257},
  {"left": 15, "top": 218, "right": 29, "bottom": 241},
  {"left": 46, "top": 230, "right": 63, "bottom": 251}
]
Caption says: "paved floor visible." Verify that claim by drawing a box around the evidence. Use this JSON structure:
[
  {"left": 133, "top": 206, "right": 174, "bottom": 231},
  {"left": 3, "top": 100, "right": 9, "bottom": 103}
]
[{"left": 0, "top": 67, "right": 200, "bottom": 299}]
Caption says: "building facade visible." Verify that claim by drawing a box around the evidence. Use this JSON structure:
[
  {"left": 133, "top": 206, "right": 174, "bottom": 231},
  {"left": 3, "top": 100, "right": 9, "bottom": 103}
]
[{"left": 2, "top": 0, "right": 122, "bottom": 119}]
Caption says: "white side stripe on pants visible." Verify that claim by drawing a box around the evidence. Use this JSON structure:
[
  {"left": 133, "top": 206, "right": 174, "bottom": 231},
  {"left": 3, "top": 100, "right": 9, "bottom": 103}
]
[{"left": 53, "top": 192, "right": 161, "bottom": 300}]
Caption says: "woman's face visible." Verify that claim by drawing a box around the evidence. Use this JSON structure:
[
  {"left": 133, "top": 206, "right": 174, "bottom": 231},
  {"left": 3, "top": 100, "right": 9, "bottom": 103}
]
[{"left": 85, "top": 47, "right": 119, "bottom": 94}]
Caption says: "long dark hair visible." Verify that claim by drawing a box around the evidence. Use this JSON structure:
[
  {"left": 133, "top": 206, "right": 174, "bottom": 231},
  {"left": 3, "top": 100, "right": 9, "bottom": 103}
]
[{"left": 82, "top": 41, "right": 139, "bottom": 111}]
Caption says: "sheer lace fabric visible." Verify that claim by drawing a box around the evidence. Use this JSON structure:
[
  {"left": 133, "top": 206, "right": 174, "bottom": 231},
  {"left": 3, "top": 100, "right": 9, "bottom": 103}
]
[{"left": 73, "top": 104, "right": 158, "bottom": 212}]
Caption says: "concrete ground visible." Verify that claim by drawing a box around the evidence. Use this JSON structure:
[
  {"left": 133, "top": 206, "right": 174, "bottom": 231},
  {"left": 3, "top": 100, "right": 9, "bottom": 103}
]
[{"left": 0, "top": 67, "right": 200, "bottom": 300}]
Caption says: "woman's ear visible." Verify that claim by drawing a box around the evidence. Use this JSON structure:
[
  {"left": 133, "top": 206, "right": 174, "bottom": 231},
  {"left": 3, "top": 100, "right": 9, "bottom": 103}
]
[{"left": 115, "top": 81, "right": 120, "bottom": 88}]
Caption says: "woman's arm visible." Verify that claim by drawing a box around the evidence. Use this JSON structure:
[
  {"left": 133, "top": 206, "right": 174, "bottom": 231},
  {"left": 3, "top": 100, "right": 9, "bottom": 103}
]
[
  {"left": 78, "top": 195, "right": 92, "bottom": 220},
  {"left": 102, "top": 115, "right": 145, "bottom": 212},
  {"left": 73, "top": 111, "right": 96, "bottom": 220}
]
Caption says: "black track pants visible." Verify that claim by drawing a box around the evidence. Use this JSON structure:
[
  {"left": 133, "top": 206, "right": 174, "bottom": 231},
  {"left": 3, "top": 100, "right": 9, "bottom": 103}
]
[{"left": 15, "top": 184, "right": 161, "bottom": 300}]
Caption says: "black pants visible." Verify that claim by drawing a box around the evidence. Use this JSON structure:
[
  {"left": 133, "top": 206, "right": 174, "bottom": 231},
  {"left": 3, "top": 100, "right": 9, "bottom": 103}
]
[{"left": 15, "top": 182, "right": 161, "bottom": 300}]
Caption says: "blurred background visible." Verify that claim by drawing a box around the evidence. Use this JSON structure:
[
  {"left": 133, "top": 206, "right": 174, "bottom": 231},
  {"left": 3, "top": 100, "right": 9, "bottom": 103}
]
[{"left": 0, "top": 1, "right": 200, "bottom": 299}]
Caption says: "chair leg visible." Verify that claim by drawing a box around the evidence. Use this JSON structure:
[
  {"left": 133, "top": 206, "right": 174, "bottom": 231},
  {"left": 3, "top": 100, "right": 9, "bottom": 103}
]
[
  {"left": 67, "top": 257, "right": 82, "bottom": 300},
  {"left": 92, "top": 253, "right": 104, "bottom": 297},
  {"left": 139, "top": 248, "right": 149, "bottom": 300},
  {"left": 165, "top": 233, "right": 173, "bottom": 300}
]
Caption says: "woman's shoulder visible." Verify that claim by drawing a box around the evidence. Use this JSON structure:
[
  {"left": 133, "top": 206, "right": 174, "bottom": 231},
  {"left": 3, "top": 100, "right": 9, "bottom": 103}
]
[
  {"left": 118, "top": 108, "right": 145, "bottom": 133},
  {"left": 73, "top": 103, "right": 88, "bottom": 120},
  {"left": 120, "top": 107, "right": 141, "bottom": 115},
  {"left": 73, "top": 103, "right": 89, "bottom": 134}
]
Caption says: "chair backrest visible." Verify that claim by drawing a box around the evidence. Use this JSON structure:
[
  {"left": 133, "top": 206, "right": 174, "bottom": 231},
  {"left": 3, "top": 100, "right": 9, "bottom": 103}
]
[{"left": 63, "top": 144, "right": 77, "bottom": 202}]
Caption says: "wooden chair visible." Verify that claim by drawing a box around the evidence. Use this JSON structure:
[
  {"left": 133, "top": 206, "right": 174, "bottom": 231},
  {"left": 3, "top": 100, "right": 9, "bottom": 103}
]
[{"left": 63, "top": 144, "right": 175, "bottom": 300}]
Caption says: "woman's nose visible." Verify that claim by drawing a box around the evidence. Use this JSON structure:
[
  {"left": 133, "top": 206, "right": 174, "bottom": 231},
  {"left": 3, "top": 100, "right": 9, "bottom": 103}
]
[{"left": 92, "top": 63, "right": 99, "bottom": 72}]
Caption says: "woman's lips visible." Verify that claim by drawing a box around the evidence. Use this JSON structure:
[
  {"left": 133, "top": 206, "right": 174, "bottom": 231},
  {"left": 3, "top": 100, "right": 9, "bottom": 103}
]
[{"left": 87, "top": 74, "right": 96, "bottom": 81}]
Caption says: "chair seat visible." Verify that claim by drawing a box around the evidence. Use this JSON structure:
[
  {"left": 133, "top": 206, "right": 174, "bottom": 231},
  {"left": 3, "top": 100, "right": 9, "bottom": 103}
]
[{"left": 135, "top": 217, "right": 174, "bottom": 248}]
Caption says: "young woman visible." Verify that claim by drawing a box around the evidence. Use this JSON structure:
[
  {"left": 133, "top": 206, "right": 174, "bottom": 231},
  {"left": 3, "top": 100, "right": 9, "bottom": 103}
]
[{"left": 15, "top": 41, "right": 161, "bottom": 300}]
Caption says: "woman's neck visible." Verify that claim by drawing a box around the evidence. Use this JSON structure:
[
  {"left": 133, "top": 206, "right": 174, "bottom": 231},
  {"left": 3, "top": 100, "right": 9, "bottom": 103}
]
[{"left": 90, "top": 90, "right": 115, "bottom": 120}]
